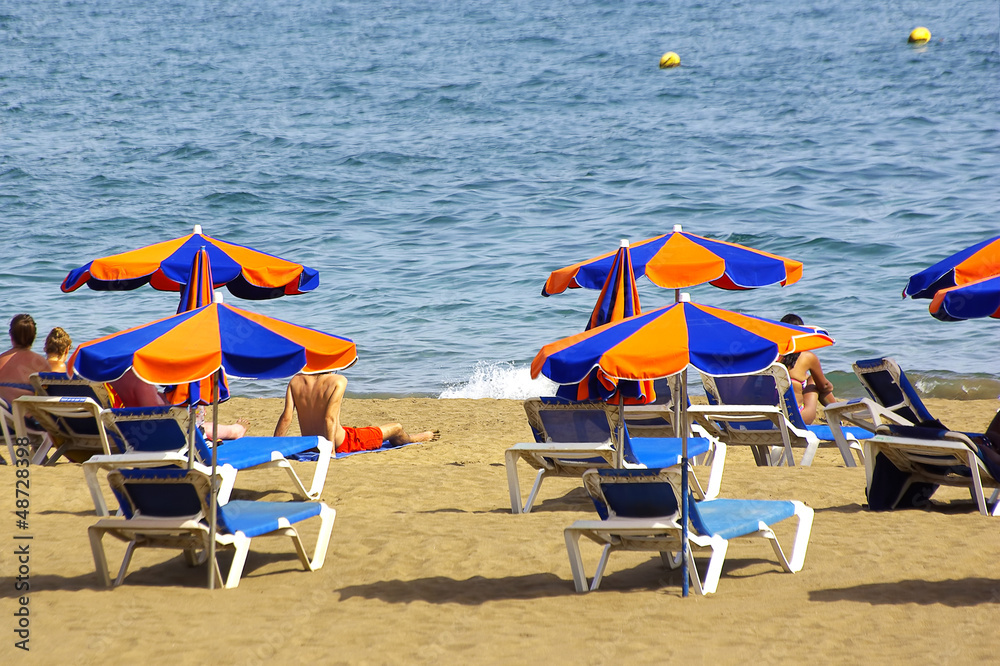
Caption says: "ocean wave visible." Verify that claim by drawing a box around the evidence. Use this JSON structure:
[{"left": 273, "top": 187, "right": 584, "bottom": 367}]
[{"left": 439, "top": 361, "right": 557, "bottom": 400}]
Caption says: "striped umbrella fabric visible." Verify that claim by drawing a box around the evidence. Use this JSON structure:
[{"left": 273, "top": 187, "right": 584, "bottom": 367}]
[
  {"left": 904, "top": 234, "right": 1000, "bottom": 300},
  {"left": 555, "top": 240, "right": 654, "bottom": 404},
  {"left": 162, "top": 248, "right": 231, "bottom": 405},
  {"left": 61, "top": 225, "right": 320, "bottom": 307},
  {"left": 542, "top": 225, "right": 802, "bottom": 296},
  {"left": 532, "top": 300, "right": 834, "bottom": 385},
  {"left": 69, "top": 302, "right": 357, "bottom": 389},
  {"left": 929, "top": 274, "right": 1000, "bottom": 321}
]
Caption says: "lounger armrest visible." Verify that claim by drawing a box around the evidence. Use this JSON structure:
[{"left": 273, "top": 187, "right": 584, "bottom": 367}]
[{"left": 824, "top": 398, "right": 911, "bottom": 431}]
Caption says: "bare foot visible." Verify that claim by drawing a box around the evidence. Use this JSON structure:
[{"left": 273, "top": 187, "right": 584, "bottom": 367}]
[{"left": 414, "top": 430, "right": 440, "bottom": 443}]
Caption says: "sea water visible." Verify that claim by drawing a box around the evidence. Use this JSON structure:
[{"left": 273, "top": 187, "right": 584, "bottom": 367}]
[{"left": 1, "top": 0, "right": 998, "bottom": 400}]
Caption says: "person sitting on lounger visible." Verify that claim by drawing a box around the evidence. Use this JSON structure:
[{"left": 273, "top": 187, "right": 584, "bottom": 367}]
[
  {"left": 0, "top": 314, "right": 51, "bottom": 404},
  {"left": 111, "top": 368, "right": 247, "bottom": 441},
  {"left": 779, "top": 313, "right": 839, "bottom": 425},
  {"left": 44, "top": 327, "right": 72, "bottom": 374},
  {"left": 273, "top": 372, "right": 439, "bottom": 453}
]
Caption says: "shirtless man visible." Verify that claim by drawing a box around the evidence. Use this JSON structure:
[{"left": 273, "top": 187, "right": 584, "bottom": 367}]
[
  {"left": 273, "top": 372, "right": 439, "bottom": 453},
  {"left": 0, "top": 314, "right": 51, "bottom": 404}
]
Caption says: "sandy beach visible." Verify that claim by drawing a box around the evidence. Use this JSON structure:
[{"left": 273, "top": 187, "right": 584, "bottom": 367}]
[{"left": 3, "top": 396, "right": 999, "bottom": 664}]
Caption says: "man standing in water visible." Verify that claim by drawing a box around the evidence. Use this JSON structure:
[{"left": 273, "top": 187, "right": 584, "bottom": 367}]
[{"left": 273, "top": 372, "right": 439, "bottom": 453}]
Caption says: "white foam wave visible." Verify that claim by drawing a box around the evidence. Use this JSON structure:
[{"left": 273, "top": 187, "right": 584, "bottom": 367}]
[{"left": 439, "top": 361, "right": 557, "bottom": 400}]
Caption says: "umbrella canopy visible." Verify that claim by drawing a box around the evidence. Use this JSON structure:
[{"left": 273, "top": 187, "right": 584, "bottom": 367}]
[
  {"left": 904, "top": 234, "right": 1000, "bottom": 300},
  {"left": 532, "top": 299, "right": 833, "bottom": 385},
  {"left": 928, "top": 274, "right": 1000, "bottom": 322},
  {"left": 556, "top": 239, "right": 653, "bottom": 404},
  {"left": 542, "top": 225, "right": 803, "bottom": 296},
  {"left": 69, "top": 301, "right": 357, "bottom": 389},
  {"left": 61, "top": 225, "right": 320, "bottom": 305},
  {"left": 531, "top": 295, "right": 834, "bottom": 598}
]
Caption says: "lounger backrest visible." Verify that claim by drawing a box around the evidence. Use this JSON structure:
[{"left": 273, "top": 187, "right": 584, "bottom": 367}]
[
  {"left": 110, "top": 406, "right": 192, "bottom": 452},
  {"left": 853, "top": 358, "right": 939, "bottom": 426},
  {"left": 584, "top": 468, "right": 681, "bottom": 520},
  {"left": 525, "top": 398, "right": 621, "bottom": 443},
  {"left": 705, "top": 364, "right": 804, "bottom": 430},
  {"left": 109, "top": 468, "right": 208, "bottom": 520},
  {"left": 30, "top": 372, "right": 113, "bottom": 408}
]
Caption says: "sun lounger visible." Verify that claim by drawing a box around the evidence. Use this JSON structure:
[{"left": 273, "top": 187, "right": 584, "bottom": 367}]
[
  {"left": 88, "top": 466, "right": 335, "bottom": 589},
  {"left": 11, "top": 396, "right": 126, "bottom": 465},
  {"left": 865, "top": 424, "right": 1000, "bottom": 515},
  {"left": 564, "top": 467, "right": 813, "bottom": 594},
  {"left": 692, "top": 363, "right": 869, "bottom": 467},
  {"left": 82, "top": 406, "right": 332, "bottom": 515},
  {"left": 507, "top": 398, "right": 725, "bottom": 514}
]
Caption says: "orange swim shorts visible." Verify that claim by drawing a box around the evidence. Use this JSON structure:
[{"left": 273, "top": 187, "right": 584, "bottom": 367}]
[{"left": 339, "top": 426, "right": 386, "bottom": 454}]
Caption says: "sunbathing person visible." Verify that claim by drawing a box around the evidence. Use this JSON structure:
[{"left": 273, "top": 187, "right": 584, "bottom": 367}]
[
  {"left": 273, "top": 372, "right": 439, "bottom": 453},
  {"left": 44, "top": 327, "right": 72, "bottom": 374},
  {"left": 779, "top": 313, "right": 839, "bottom": 425},
  {"left": 0, "top": 314, "right": 51, "bottom": 404}
]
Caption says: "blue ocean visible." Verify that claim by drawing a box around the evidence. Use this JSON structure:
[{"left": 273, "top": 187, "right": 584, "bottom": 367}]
[{"left": 2, "top": 0, "right": 998, "bottom": 400}]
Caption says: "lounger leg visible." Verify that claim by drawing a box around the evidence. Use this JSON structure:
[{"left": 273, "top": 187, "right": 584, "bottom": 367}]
[
  {"left": 767, "top": 502, "right": 814, "bottom": 573},
  {"left": 505, "top": 451, "right": 525, "bottom": 514},
  {"left": 660, "top": 550, "right": 682, "bottom": 570},
  {"left": 702, "top": 442, "right": 726, "bottom": 500},
  {"left": 305, "top": 439, "right": 333, "bottom": 499},
  {"left": 114, "top": 541, "right": 139, "bottom": 587},
  {"left": 799, "top": 439, "right": 819, "bottom": 467},
  {"left": 590, "top": 544, "right": 613, "bottom": 592},
  {"left": 564, "top": 529, "right": 590, "bottom": 593},
  {"left": 522, "top": 469, "right": 548, "bottom": 514},
  {"left": 291, "top": 505, "right": 335, "bottom": 571},
  {"left": 83, "top": 463, "right": 111, "bottom": 517},
  {"left": 222, "top": 534, "right": 251, "bottom": 589},
  {"left": 826, "top": 419, "right": 859, "bottom": 467},
  {"left": 88, "top": 526, "right": 113, "bottom": 588},
  {"left": 699, "top": 536, "right": 728, "bottom": 595},
  {"left": 966, "top": 451, "right": 988, "bottom": 516}
]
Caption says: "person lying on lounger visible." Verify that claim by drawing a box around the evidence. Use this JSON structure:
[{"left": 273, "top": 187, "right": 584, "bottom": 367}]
[{"left": 273, "top": 372, "right": 439, "bottom": 453}]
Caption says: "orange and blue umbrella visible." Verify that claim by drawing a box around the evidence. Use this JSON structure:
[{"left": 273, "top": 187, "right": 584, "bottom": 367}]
[
  {"left": 531, "top": 296, "right": 833, "bottom": 597},
  {"left": 555, "top": 240, "right": 654, "bottom": 404},
  {"left": 542, "top": 225, "right": 803, "bottom": 296},
  {"left": 928, "top": 274, "right": 1000, "bottom": 322},
  {"left": 69, "top": 301, "right": 357, "bottom": 393},
  {"left": 67, "top": 300, "right": 356, "bottom": 589},
  {"left": 161, "top": 248, "right": 231, "bottom": 405},
  {"left": 61, "top": 225, "right": 320, "bottom": 309},
  {"left": 904, "top": 234, "right": 1000, "bottom": 300}
]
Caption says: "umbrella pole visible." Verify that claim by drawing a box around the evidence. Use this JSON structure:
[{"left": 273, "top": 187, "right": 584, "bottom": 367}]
[
  {"left": 678, "top": 371, "right": 690, "bottom": 598},
  {"left": 208, "top": 370, "right": 221, "bottom": 590},
  {"left": 616, "top": 391, "right": 625, "bottom": 468},
  {"left": 186, "top": 400, "right": 196, "bottom": 471}
]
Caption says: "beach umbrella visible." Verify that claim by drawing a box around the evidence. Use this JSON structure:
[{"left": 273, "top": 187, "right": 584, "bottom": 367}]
[
  {"left": 555, "top": 239, "right": 655, "bottom": 404},
  {"left": 542, "top": 224, "right": 803, "bottom": 300},
  {"left": 68, "top": 299, "right": 357, "bottom": 589},
  {"left": 530, "top": 295, "right": 834, "bottom": 596},
  {"left": 161, "top": 248, "right": 231, "bottom": 405},
  {"left": 928, "top": 275, "right": 1000, "bottom": 322},
  {"left": 61, "top": 224, "right": 320, "bottom": 311},
  {"left": 904, "top": 234, "right": 1000, "bottom": 300}
]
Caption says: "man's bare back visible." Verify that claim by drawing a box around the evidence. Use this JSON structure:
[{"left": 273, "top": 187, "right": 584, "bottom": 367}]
[{"left": 273, "top": 373, "right": 439, "bottom": 452}]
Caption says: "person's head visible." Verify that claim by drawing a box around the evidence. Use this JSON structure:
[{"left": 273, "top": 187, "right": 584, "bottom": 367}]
[
  {"left": 780, "top": 313, "right": 804, "bottom": 327},
  {"left": 9, "top": 314, "right": 37, "bottom": 348},
  {"left": 44, "top": 327, "right": 72, "bottom": 358}
]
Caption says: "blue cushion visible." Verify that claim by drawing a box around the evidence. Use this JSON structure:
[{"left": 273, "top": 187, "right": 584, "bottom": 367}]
[
  {"left": 807, "top": 424, "right": 873, "bottom": 441},
  {"left": 690, "top": 498, "right": 796, "bottom": 540},
  {"left": 218, "top": 500, "right": 323, "bottom": 538},
  {"left": 627, "top": 436, "right": 711, "bottom": 467},
  {"left": 214, "top": 436, "right": 325, "bottom": 468}
]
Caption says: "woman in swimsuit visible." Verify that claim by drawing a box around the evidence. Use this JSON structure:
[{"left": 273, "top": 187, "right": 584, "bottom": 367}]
[{"left": 778, "top": 314, "right": 839, "bottom": 425}]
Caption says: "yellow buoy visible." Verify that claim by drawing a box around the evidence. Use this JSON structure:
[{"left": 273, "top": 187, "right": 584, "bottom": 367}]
[
  {"left": 659, "top": 52, "right": 680, "bottom": 69},
  {"left": 908, "top": 27, "right": 931, "bottom": 44}
]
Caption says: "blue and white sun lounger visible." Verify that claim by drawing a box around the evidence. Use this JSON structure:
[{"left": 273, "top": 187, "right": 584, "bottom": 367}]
[
  {"left": 506, "top": 398, "right": 725, "bottom": 514},
  {"left": 83, "top": 406, "right": 332, "bottom": 515},
  {"left": 564, "top": 467, "right": 813, "bottom": 595},
  {"left": 88, "top": 467, "right": 335, "bottom": 589}
]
